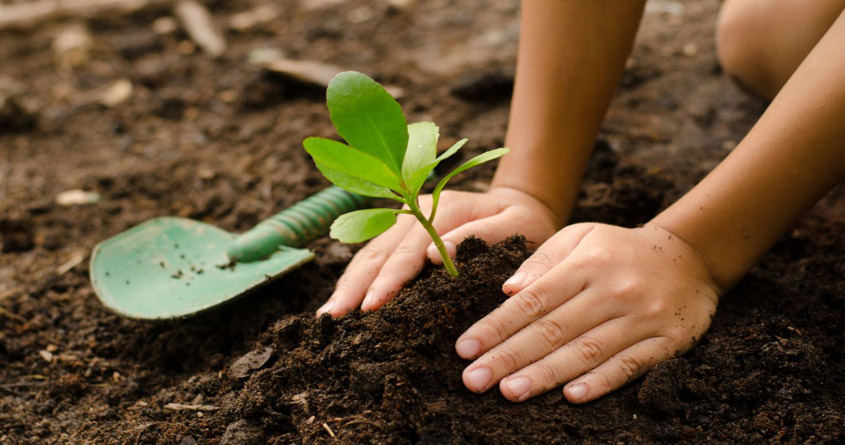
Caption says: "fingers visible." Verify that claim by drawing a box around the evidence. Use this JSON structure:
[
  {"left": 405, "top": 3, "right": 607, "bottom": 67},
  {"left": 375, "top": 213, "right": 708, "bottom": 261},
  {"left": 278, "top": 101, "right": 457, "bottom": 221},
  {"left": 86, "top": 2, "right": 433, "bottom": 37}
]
[
  {"left": 562, "top": 337, "right": 673, "bottom": 404},
  {"left": 501, "top": 223, "right": 596, "bottom": 296},
  {"left": 318, "top": 216, "right": 415, "bottom": 317},
  {"left": 459, "top": 289, "right": 618, "bottom": 394},
  {"left": 359, "top": 223, "right": 439, "bottom": 312},
  {"left": 494, "top": 317, "right": 646, "bottom": 402},
  {"left": 455, "top": 260, "right": 588, "bottom": 360}
]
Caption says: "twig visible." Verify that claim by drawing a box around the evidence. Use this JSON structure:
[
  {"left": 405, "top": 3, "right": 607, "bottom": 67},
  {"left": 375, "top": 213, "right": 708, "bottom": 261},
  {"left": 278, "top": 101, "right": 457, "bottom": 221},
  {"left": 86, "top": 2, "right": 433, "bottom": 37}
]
[
  {"left": 322, "top": 422, "right": 336, "bottom": 438},
  {"left": 163, "top": 403, "right": 218, "bottom": 411},
  {"left": 0, "top": 307, "right": 25, "bottom": 322},
  {"left": 0, "top": 0, "right": 184, "bottom": 31},
  {"left": 174, "top": 0, "right": 226, "bottom": 57},
  {"left": 56, "top": 251, "right": 87, "bottom": 275}
]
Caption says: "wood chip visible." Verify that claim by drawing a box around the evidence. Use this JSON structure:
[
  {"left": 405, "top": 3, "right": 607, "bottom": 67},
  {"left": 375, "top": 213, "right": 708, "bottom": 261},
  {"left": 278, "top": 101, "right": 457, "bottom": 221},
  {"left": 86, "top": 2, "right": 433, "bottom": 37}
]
[
  {"left": 322, "top": 422, "right": 336, "bottom": 438},
  {"left": 38, "top": 350, "right": 54, "bottom": 363},
  {"left": 175, "top": 0, "right": 226, "bottom": 57},
  {"left": 56, "top": 189, "right": 101, "bottom": 206},
  {"left": 0, "top": 0, "right": 176, "bottom": 31},
  {"left": 164, "top": 403, "right": 219, "bottom": 411},
  {"left": 229, "top": 4, "right": 280, "bottom": 31},
  {"left": 57, "top": 251, "right": 87, "bottom": 275},
  {"left": 263, "top": 59, "right": 404, "bottom": 98},
  {"left": 229, "top": 347, "right": 273, "bottom": 379}
]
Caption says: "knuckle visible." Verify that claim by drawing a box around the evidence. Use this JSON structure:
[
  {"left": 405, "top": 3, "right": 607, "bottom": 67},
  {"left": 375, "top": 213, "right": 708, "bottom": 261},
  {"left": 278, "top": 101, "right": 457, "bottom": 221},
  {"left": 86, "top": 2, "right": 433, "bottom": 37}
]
[
  {"left": 535, "top": 362, "right": 562, "bottom": 385},
  {"left": 524, "top": 249, "right": 556, "bottom": 270},
  {"left": 643, "top": 299, "right": 668, "bottom": 318},
  {"left": 579, "top": 247, "right": 612, "bottom": 268},
  {"left": 616, "top": 355, "right": 645, "bottom": 381},
  {"left": 665, "top": 330, "right": 688, "bottom": 350},
  {"left": 614, "top": 276, "right": 645, "bottom": 296},
  {"left": 534, "top": 318, "right": 567, "bottom": 348},
  {"left": 489, "top": 347, "right": 521, "bottom": 371},
  {"left": 513, "top": 288, "right": 548, "bottom": 319},
  {"left": 333, "top": 275, "right": 356, "bottom": 292},
  {"left": 585, "top": 371, "right": 613, "bottom": 393},
  {"left": 392, "top": 241, "right": 420, "bottom": 258},
  {"left": 572, "top": 336, "right": 604, "bottom": 364},
  {"left": 356, "top": 245, "right": 388, "bottom": 263},
  {"left": 439, "top": 190, "right": 456, "bottom": 201},
  {"left": 478, "top": 317, "right": 511, "bottom": 344}
]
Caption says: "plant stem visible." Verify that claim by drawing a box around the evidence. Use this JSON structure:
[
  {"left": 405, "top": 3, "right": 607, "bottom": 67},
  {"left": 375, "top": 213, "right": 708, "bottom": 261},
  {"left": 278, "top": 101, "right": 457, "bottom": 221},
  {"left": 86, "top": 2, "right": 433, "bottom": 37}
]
[{"left": 408, "top": 203, "right": 459, "bottom": 277}]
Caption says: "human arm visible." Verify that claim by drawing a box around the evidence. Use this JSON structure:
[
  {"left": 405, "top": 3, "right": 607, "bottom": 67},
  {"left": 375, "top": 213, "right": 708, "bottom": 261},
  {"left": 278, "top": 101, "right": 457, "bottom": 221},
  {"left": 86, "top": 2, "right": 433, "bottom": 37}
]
[
  {"left": 456, "top": 9, "right": 845, "bottom": 403},
  {"left": 318, "top": 0, "right": 646, "bottom": 317}
]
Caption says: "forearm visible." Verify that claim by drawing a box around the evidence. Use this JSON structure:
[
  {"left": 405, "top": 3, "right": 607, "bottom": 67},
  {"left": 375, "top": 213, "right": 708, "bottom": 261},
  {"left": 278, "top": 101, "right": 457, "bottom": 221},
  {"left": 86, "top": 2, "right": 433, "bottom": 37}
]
[
  {"left": 653, "top": 10, "right": 845, "bottom": 291},
  {"left": 493, "top": 0, "right": 647, "bottom": 225}
]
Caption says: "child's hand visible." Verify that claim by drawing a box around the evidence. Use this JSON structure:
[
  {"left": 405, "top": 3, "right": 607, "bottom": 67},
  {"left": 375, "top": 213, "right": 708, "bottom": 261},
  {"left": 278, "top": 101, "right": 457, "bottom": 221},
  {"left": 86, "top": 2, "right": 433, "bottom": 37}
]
[
  {"left": 455, "top": 223, "right": 720, "bottom": 403},
  {"left": 317, "top": 187, "right": 560, "bottom": 317}
]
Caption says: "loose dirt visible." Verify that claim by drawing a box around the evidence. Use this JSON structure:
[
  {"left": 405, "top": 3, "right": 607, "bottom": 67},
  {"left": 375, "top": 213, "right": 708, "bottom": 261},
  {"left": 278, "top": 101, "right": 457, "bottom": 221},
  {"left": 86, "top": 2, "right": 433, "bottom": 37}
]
[{"left": 1, "top": 0, "right": 842, "bottom": 443}]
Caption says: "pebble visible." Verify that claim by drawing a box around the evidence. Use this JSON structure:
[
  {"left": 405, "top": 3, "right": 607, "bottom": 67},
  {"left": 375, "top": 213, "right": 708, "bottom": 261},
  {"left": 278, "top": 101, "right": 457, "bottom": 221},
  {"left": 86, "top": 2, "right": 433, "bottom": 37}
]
[
  {"left": 52, "top": 23, "right": 92, "bottom": 68},
  {"left": 99, "top": 78, "right": 133, "bottom": 107}
]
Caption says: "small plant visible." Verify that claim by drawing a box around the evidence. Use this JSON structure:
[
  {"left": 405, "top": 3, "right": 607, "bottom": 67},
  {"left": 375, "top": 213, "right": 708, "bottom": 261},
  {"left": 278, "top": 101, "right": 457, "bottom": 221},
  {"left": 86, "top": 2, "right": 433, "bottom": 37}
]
[{"left": 302, "top": 72, "right": 508, "bottom": 277}]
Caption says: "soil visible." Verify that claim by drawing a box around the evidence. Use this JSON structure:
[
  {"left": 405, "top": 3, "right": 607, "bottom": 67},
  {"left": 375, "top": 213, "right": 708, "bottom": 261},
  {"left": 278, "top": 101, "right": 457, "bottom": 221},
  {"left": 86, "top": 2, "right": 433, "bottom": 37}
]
[{"left": 1, "top": 0, "right": 842, "bottom": 443}]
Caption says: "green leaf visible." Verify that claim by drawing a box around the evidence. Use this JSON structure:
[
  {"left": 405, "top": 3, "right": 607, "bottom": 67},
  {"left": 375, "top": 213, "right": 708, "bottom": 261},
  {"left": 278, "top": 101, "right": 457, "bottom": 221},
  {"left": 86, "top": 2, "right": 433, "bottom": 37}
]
[
  {"left": 405, "top": 138, "right": 468, "bottom": 195},
  {"left": 436, "top": 138, "right": 468, "bottom": 163},
  {"left": 314, "top": 161, "right": 401, "bottom": 201},
  {"left": 402, "top": 122, "right": 439, "bottom": 194},
  {"left": 428, "top": 147, "right": 509, "bottom": 222},
  {"left": 330, "top": 208, "right": 399, "bottom": 243},
  {"left": 327, "top": 72, "right": 408, "bottom": 175},
  {"left": 303, "top": 137, "right": 401, "bottom": 192}
]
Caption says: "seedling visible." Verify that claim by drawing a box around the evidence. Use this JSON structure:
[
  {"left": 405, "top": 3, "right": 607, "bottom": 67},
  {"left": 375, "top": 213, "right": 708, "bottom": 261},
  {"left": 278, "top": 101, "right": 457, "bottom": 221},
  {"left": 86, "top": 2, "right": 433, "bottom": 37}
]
[{"left": 303, "top": 72, "right": 508, "bottom": 277}]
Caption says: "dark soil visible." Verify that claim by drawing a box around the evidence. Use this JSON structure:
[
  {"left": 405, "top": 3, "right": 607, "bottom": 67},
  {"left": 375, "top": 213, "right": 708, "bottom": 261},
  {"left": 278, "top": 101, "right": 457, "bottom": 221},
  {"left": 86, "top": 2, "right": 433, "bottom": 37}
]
[{"left": 1, "top": 0, "right": 842, "bottom": 443}]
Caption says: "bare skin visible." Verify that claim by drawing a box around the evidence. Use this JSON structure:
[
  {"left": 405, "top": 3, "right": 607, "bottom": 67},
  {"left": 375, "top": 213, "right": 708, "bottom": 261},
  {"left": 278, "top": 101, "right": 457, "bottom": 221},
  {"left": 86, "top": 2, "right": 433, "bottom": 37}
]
[{"left": 320, "top": 0, "right": 845, "bottom": 404}]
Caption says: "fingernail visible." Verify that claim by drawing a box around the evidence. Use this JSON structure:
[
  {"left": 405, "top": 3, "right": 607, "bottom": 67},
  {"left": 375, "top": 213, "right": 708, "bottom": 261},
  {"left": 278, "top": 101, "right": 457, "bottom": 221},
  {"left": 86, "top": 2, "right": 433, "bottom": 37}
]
[
  {"left": 503, "top": 272, "right": 526, "bottom": 288},
  {"left": 361, "top": 289, "right": 376, "bottom": 311},
  {"left": 455, "top": 338, "right": 481, "bottom": 358},
  {"left": 504, "top": 376, "right": 532, "bottom": 401},
  {"left": 465, "top": 367, "right": 492, "bottom": 391},
  {"left": 566, "top": 383, "right": 589, "bottom": 402},
  {"left": 316, "top": 301, "right": 334, "bottom": 317}
]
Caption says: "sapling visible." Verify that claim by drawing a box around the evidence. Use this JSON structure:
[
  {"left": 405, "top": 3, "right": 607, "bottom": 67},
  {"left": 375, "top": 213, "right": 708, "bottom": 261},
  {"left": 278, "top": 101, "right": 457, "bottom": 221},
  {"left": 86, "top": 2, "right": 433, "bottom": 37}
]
[{"left": 302, "top": 71, "right": 508, "bottom": 277}]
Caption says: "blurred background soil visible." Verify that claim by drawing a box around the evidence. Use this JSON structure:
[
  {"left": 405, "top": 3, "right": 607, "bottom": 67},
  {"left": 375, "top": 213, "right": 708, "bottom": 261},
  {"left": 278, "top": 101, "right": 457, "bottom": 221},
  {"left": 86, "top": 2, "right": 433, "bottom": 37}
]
[{"left": 0, "top": 0, "right": 842, "bottom": 443}]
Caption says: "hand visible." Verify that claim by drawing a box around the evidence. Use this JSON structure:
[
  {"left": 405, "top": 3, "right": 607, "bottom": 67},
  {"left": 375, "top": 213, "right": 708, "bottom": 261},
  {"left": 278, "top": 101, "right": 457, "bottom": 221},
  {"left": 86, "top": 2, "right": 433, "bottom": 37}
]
[
  {"left": 317, "top": 187, "right": 561, "bottom": 317},
  {"left": 455, "top": 222, "right": 721, "bottom": 404}
]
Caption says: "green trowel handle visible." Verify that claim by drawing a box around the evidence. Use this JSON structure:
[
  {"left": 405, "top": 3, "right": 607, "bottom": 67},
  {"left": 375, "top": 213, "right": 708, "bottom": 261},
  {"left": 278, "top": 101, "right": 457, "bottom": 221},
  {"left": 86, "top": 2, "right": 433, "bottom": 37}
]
[{"left": 227, "top": 186, "right": 371, "bottom": 262}]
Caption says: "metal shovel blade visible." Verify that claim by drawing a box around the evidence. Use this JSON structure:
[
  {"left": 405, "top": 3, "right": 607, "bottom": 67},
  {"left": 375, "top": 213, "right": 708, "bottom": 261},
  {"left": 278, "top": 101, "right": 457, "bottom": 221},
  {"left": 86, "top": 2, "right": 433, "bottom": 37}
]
[{"left": 90, "top": 217, "right": 313, "bottom": 320}]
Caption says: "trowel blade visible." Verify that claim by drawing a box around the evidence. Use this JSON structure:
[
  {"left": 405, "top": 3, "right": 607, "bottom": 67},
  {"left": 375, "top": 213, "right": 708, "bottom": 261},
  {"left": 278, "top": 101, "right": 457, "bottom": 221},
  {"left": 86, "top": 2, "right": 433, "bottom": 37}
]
[{"left": 90, "top": 217, "right": 313, "bottom": 320}]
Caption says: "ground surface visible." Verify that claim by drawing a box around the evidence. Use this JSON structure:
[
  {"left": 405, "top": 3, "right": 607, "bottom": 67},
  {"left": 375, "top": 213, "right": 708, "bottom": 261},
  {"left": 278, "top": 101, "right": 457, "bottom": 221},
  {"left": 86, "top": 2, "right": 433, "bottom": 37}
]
[{"left": 1, "top": 0, "right": 843, "bottom": 443}]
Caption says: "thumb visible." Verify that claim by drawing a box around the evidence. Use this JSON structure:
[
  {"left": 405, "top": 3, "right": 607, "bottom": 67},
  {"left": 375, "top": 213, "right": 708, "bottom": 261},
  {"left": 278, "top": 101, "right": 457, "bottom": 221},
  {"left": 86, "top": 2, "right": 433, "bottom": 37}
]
[
  {"left": 426, "top": 215, "right": 511, "bottom": 265},
  {"left": 501, "top": 223, "right": 597, "bottom": 296}
]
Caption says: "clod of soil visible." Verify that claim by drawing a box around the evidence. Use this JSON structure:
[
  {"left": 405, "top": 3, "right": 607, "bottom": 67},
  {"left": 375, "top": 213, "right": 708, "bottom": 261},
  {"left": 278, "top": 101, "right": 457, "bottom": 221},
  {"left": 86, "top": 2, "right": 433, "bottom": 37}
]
[{"left": 114, "top": 236, "right": 842, "bottom": 444}]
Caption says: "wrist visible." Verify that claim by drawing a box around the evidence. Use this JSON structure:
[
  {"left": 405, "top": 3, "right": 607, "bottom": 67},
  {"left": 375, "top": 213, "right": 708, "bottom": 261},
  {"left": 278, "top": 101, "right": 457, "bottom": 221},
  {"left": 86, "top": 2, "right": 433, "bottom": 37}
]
[
  {"left": 647, "top": 214, "right": 743, "bottom": 295},
  {"left": 487, "top": 183, "right": 572, "bottom": 229}
]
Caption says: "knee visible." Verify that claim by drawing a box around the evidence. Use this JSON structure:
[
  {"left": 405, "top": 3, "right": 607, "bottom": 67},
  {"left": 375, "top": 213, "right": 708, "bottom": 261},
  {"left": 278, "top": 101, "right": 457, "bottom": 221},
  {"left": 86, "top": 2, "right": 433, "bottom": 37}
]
[{"left": 716, "top": 0, "right": 776, "bottom": 98}]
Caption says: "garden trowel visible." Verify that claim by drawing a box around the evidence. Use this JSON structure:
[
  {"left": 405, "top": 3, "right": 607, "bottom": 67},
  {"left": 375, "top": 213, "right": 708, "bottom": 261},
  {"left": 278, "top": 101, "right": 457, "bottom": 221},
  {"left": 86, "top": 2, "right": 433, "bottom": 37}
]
[{"left": 90, "top": 186, "right": 370, "bottom": 320}]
